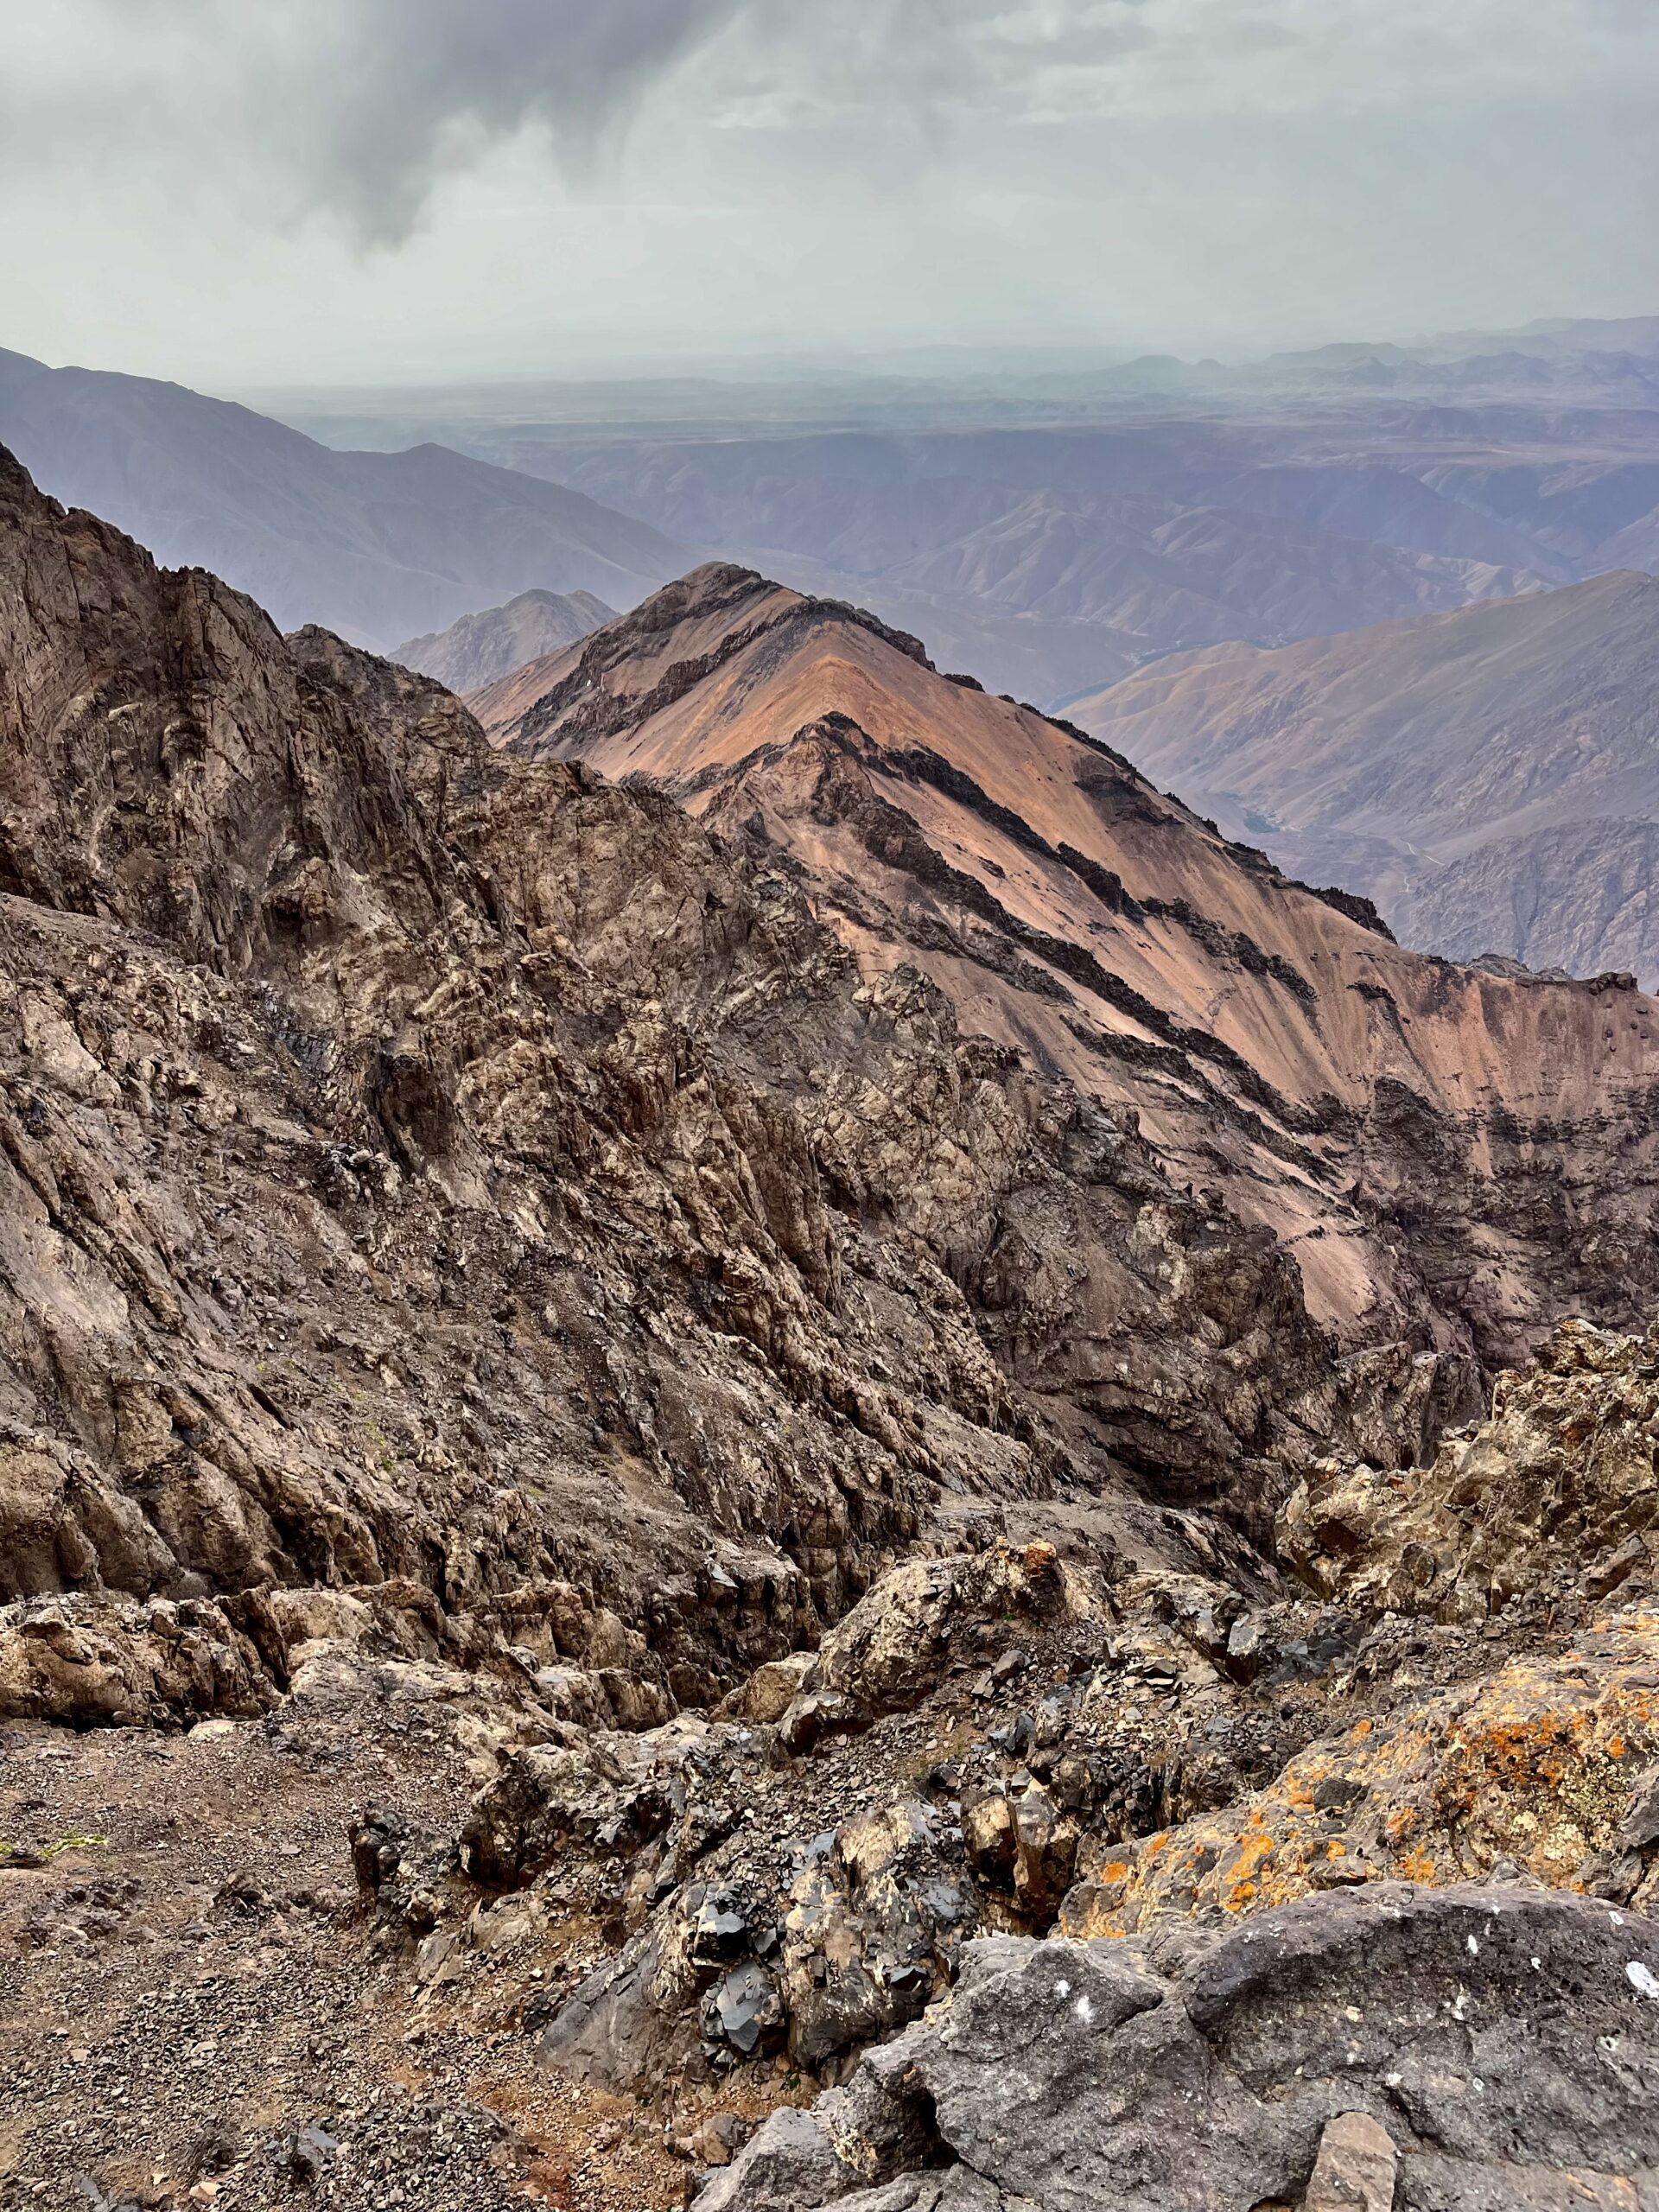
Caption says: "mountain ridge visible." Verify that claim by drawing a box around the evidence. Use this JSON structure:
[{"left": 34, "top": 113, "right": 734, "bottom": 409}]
[
  {"left": 8, "top": 442, "right": 1659, "bottom": 2204},
  {"left": 391, "top": 585, "right": 616, "bottom": 691},
  {"left": 478, "top": 560, "right": 1659, "bottom": 1376},
  {"left": 1069, "top": 568, "right": 1659, "bottom": 982},
  {"left": 0, "top": 350, "right": 683, "bottom": 651}
]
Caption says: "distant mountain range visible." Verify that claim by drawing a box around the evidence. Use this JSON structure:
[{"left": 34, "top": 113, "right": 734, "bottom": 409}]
[
  {"left": 392, "top": 587, "right": 614, "bottom": 690},
  {"left": 0, "top": 348, "right": 680, "bottom": 651},
  {"left": 501, "top": 412, "right": 1659, "bottom": 704},
  {"left": 1070, "top": 570, "right": 1659, "bottom": 986},
  {"left": 10, "top": 334, "right": 1659, "bottom": 710}
]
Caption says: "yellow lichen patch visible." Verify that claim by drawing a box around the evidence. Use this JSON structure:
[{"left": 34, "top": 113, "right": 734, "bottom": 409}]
[{"left": 1078, "top": 1605, "right": 1659, "bottom": 1933}]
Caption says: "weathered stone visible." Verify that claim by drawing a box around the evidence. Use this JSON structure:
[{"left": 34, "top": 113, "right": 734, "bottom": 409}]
[
  {"left": 1068, "top": 1605, "right": 1659, "bottom": 1929},
  {"left": 1304, "top": 2112, "right": 1398, "bottom": 2212},
  {"left": 0, "top": 1592, "right": 273, "bottom": 1727},
  {"left": 718, "top": 1652, "right": 815, "bottom": 1725},
  {"left": 702, "top": 1961, "right": 785, "bottom": 2055},
  {"left": 1281, "top": 1319, "right": 1659, "bottom": 1622},
  {"left": 721, "top": 1885, "right": 1659, "bottom": 2209}
]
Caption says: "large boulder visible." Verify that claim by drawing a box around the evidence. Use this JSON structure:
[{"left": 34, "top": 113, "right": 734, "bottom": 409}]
[
  {"left": 1058, "top": 1603, "right": 1659, "bottom": 1933},
  {"left": 702, "top": 1883, "right": 1659, "bottom": 2209},
  {"left": 460, "top": 1713, "right": 751, "bottom": 1888},
  {"left": 780, "top": 1539, "right": 1109, "bottom": 1741}
]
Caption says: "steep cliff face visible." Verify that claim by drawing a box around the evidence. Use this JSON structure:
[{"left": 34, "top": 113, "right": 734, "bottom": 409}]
[
  {"left": 0, "top": 446, "right": 1423, "bottom": 1721},
  {"left": 478, "top": 562, "right": 1659, "bottom": 1375}
]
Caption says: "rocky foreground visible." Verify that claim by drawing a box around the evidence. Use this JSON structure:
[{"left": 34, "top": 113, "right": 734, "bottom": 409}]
[
  {"left": 7, "top": 1323, "right": 1659, "bottom": 2207},
  {"left": 2, "top": 447, "right": 1658, "bottom": 2206}
]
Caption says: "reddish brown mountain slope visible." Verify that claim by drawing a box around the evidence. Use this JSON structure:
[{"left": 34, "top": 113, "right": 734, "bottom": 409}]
[
  {"left": 2, "top": 443, "right": 1412, "bottom": 1663},
  {"left": 1069, "top": 570, "right": 1659, "bottom": 987},
  {"left": 478, "top": 563, "right": 1659, "bottom": 1368}
]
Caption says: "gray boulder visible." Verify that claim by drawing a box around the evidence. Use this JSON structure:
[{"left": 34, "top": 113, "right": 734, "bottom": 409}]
[{"left": 696, "top": 1883, "right": 1659, "bottom": 2210}]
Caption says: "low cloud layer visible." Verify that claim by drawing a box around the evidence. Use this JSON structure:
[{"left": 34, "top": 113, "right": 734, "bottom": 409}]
[{"left": 1, "top": 0, "right": 1656, "bottom": 382}]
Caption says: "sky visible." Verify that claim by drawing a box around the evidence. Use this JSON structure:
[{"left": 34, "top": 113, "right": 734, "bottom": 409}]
[{"left": 2, "top": 0, "right": 1657, "bottom": 389}]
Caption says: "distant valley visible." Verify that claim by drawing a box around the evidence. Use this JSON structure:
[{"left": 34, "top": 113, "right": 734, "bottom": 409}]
[
  {"left": 480, "top": 420, "right": 1559, "bottom": 703},
  {"left": 10, "top": 323, "right": 1659, "bottom": 719},
  {"left": 265, "top": 315, "right": 1659, "bottom": 709},
  {"left": 10, "top": 324, "right": 1659, "bottom": 998}
]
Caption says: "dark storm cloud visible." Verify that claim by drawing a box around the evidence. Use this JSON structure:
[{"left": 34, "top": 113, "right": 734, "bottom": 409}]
[
  {"left": 0, "top": 3, "right": 1162, "bottom": 243},
  {"left": 290, "top": 0, "right": 753, "bottom": 241},
  {"left": 0, "top": 0, "right": 753, "bottom": 239},
  {"left": 1, "top": 0, "right": 1656, "bottom": 382}
]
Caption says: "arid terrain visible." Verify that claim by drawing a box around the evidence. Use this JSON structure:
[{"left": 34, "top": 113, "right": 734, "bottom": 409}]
[
  {"left": 4, "top": 445, "right": 1659, "bottom": 2209},
  {"left": 393, "top": 593, "right": 616, "bottom": 696},
  {"left": 1072, "top": 568, "right": 1659, "bottom": 987},
  {"left": 476, "top": 563, "right": 1659, "bottom": 1373},
  {"left": 0, "top": 351, "right": 680, "bottom": 652}
]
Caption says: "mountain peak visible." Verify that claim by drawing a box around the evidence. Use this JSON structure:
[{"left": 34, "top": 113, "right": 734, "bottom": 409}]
[
  {"left": 390, "top": 583, "right": 618, "bottom": 693},
  {"left": 471, "top": 552, "right": 1659, "bottom": 1370}
]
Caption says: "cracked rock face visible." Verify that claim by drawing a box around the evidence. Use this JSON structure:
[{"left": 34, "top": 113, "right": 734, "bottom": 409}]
[
  {"left": 478, "top": 561, "right": 1659, "bottom": 1376},
  {"left": 705, "top": 1884, "right": 1659, "bottom": 2211},
  {"left": 1281, "top": 1317, "right": 1659, "bottom": 1621},
  {"left": 2, "top": 442, "right": 1405, "bottom": 1723},
  {"left": 9, "top": 447, "right": 1659, "bottom": 2207}
]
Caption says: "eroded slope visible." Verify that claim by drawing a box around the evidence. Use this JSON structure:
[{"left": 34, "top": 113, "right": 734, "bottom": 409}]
[
  {"left": 478, "top": 563, "right": 1659, "bottom": 1370},
  {"left": 1071, "top": 569, "right": 1659, "bottom": 983},
  {"left": 0, "top": 443, "right": 1417, "bottom": 1715}
]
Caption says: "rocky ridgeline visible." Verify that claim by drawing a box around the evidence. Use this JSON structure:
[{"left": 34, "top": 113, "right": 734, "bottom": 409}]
[
  {"left": 0, "top": 442, "right": 1432, "bottom": 1739},
  {"left": 2, "top": 444, "right": 1659, "bottom": 2204}
]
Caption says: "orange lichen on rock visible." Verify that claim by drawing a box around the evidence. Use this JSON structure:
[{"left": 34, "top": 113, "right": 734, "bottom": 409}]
[{"left": 1056, "top": 1605, "right": 1659, "bottom": 1933}]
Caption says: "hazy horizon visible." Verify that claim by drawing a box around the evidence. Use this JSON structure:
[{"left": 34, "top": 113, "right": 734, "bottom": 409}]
[{"left": 3, "top": 1, "right": 1658, "bottom": 390}]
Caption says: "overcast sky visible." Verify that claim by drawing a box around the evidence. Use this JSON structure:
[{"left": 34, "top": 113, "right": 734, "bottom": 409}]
[{"left": 3, "top": 0, "right": 1656, "bottom": 389}]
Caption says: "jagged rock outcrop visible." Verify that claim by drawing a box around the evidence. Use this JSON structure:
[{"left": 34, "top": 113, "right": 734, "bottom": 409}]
[
  {"left": 1060, "top": 1604, "right": 1659, "bottom": 1932},
  {"left": 0, "top": 442, "right": 1440, "bottom": 1729},
  {"left": 477, "top": 563, "right": 1659, "bottom": 1383},
  {"left": 440, "top": 1336, "right": 1659, "bottom": 2104},
  {"left": 701, "top": 1885, "right": 1659, "bottom": 2210},
  {"left": 1281, "top": 1317, "right": 1659, "bottom": 1620},
  {"left": 1051, "top": 1321, "right": 1659, "bottom": 1936}
]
